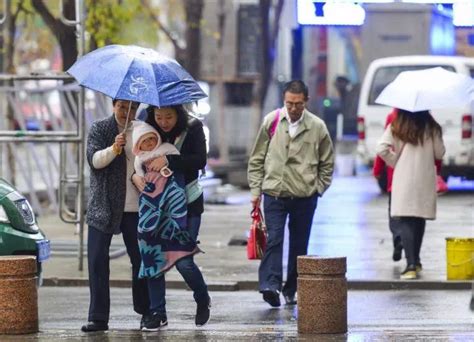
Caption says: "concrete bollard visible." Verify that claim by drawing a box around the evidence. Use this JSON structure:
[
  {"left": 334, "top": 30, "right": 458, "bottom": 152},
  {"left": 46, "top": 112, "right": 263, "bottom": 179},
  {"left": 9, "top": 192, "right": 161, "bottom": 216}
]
[
  {"left": 297, "top": 256, "right": 347, "bottom": 334},
  {"left": 0, "top": 256, "right": 38, "bottom": 334}
]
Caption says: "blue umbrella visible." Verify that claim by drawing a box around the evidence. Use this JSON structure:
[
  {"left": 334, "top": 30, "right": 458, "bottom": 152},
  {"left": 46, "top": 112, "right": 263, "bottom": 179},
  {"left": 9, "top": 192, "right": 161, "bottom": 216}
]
[{"left": 67, "top": 44, "right": 207, "bottom": 108}]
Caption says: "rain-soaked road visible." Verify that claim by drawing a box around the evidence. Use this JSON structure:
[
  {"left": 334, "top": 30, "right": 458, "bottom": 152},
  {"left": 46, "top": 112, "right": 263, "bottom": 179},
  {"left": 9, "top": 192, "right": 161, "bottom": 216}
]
[
  {"left": 18, "top": 174, "right": 473, "bottom": 340},
  {"left": 40, "top": 174, "right": 474, "bottom": 285},
  {"left": 1, "top": 287, "right": 472, "bottom": 341}
]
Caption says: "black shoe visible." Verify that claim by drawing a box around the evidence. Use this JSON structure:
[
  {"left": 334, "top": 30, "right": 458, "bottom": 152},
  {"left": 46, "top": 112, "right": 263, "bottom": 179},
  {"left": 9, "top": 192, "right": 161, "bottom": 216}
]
[
  {"left": 392, "top": 242, "right": 403, "bottom": 262},
  {"left": 142, "top": 312, "right": 168, "bottom": 331},
  {"left": 81, "top": 321, "right": 108, "bottom": 332},
  {"left": 140, "top": 314, "right": 149, "bottom": 330},
  {"left": 262, "top": 289, "right": 281, "bottom": 307},
  {"left": 283, "top": 294, "right": 297, "bottom": 306},
  {"left": 195, "top": 296, "right": 211, "bottom": 327}
]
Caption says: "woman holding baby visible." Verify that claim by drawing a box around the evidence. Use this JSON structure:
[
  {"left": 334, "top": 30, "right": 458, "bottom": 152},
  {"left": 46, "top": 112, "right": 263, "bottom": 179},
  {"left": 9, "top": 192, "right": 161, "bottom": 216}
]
[{"left": 131, "top": 104, "right": 211, "bottom": 331}]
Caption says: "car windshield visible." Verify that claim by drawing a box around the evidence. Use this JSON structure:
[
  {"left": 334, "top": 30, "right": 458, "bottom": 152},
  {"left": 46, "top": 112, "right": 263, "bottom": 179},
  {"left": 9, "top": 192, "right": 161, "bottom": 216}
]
[{"left": 368, "top": 65, "right": 456, "bottom": 105}]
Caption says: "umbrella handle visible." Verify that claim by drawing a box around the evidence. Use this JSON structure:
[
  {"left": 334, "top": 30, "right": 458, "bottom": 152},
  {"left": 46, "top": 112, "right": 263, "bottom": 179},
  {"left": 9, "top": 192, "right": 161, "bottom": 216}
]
[
  {"left": 117, "top": 102, "right": 133, "bottom": 155},
  {"left": 122, "top": 101, "right": 132, "bottom": 133}
]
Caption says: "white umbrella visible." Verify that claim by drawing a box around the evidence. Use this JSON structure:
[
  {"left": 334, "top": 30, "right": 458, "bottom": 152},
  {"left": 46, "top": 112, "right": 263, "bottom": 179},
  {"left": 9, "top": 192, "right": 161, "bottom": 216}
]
[{"left": 375, "top": 67, "right": 474, "bottom": 112}]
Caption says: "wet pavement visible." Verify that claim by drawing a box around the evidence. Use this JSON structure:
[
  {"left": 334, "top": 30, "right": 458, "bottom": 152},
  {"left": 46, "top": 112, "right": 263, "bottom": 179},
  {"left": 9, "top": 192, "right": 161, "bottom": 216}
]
[
  {"left": 1, "top": 287, "right": 474, "bottom": 340},
  {"left": 3, "top": 174, "right": 473, "bottom": 340},
  {"left": 38, "top": 174, "right": 474, "bottom": 288}
]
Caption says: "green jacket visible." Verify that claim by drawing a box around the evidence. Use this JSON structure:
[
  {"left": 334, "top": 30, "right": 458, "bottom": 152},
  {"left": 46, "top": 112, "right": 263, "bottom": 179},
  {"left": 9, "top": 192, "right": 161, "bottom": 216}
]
[{"left": 248, "top": 109, "right": 334, "bottom": 198}]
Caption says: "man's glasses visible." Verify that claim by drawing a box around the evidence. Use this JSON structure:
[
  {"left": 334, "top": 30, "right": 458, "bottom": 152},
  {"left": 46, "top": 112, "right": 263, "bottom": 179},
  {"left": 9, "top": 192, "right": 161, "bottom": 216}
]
[{"left": 285, "top": 101, "right": 305, "bottom": 109}]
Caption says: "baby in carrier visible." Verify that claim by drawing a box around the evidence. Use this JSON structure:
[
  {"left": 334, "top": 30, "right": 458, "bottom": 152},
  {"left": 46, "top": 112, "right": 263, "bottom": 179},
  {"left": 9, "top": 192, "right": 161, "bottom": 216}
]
[{"left": 132, "top": 121, "right": 179, "bottom": 197}]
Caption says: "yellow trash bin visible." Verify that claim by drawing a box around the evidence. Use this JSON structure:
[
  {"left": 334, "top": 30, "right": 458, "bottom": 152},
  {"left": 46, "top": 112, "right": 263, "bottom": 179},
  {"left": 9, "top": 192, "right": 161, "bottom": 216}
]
[{"left": 445, "top": 237, "right": 474, "bottom": 280}]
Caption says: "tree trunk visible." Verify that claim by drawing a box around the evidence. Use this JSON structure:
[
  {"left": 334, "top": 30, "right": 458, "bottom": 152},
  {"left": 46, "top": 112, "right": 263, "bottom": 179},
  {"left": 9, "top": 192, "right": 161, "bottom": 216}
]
[
  {"left": 31, "top": 0, "right": 78, "bottom": 71},
  {"left": 247, "top": 0, "right": 283, "bottom": 154},
  {"left": 257, "top": 0, "right": 283, "bottom": 109},
  {"left": 216, "top": 1, "right": 228, "bottom": 163},
  {"left": 3, "top": 1, "right": 19, "bottom": 185},
  {"left": 183, "top": 0, "right": 204, "bottom": 78},
  {"left": 258, "top": 0, "right": 271, "bottom": 110}
]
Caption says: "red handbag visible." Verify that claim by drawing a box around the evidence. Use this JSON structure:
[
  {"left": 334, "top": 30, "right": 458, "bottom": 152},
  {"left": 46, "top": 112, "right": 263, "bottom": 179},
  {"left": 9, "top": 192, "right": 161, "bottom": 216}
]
[
  {"left": 436, "top": 175, "right": 448, "bottom": 194},
  {"left": 247, "top": 208, "right": 267, "bottom": 260}
]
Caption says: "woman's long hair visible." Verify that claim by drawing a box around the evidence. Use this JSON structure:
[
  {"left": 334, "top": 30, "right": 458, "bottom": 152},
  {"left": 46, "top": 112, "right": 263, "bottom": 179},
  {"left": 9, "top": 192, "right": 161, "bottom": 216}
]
[
  {"left": 145, "top": 105, "right": 189, "bottom": 142},
  {"left": 391, "top": 109, "right": 442, "bottom": 145}
]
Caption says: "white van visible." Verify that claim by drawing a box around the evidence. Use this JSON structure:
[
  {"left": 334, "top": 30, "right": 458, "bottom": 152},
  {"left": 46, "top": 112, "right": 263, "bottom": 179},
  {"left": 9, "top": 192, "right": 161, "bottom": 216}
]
[{"left": 356, "top": 55, "right": 474, "bottom": 191}]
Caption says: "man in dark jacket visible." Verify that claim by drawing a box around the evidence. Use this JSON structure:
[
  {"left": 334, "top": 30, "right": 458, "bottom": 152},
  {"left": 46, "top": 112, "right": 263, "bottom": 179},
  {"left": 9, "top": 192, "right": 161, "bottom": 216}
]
[{"left": 81, "top": 99, "right": 149, "bottom": 332}]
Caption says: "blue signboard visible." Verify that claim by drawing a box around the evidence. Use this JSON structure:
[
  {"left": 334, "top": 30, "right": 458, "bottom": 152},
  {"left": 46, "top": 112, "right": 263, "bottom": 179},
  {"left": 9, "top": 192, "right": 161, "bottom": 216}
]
[{"left": 468, "top": 35, "right": 474, "bottom": 46}]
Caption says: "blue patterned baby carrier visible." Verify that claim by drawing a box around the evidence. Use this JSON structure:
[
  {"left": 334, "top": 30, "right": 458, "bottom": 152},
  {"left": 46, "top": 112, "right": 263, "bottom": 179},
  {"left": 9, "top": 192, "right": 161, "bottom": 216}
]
[{"left": 137, "top": 173, "right": 199, "bottom": 279}]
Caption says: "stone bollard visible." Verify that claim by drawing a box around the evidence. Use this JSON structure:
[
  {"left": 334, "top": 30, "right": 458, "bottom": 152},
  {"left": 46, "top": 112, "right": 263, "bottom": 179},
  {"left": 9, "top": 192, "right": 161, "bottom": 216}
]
[
  {"left": 297, "top": 256, "right": 347, "bottom": 334},
  {"left": 0, "top": 256, "right": 38, "bottom": 334}
]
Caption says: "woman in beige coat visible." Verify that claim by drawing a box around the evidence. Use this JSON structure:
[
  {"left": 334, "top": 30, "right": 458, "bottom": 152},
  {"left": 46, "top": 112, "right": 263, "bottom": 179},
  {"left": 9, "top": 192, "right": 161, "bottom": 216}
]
[{"left": 376, "top": 109, "right": 445, "bottom": 280}]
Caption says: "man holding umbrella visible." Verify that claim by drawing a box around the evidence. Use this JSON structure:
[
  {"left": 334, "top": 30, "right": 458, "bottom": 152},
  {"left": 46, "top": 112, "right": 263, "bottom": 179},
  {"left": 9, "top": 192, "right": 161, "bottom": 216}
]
[{"left": 81, "top": 99, "right": 150, "bottom": 332}]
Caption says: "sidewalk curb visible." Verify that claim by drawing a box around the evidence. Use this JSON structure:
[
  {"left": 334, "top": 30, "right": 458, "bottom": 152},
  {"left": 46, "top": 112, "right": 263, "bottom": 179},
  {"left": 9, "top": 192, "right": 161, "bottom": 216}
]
[
  {"left": 42, "top": 278, "right": 473, "bottom": 290},
  {"left": 347, "top": 280, "right": 472, "bottom": 290}
]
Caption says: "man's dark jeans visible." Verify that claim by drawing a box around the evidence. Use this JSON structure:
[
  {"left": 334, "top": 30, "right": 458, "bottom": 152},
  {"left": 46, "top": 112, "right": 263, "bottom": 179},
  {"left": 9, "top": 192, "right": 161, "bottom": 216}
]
[
  {"left": 87, "top": 212, "right": 149, "bottom": 322},
  {"left": 259, "top": 193, "right": 318, "bottom": 297},
  {"left": 148, "top": 214, "right": 209, "bottom": 314}
]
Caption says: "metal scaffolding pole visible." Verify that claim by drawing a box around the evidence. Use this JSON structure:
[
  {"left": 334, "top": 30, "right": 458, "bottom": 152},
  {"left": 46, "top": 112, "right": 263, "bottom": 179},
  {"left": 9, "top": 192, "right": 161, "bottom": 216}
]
[
  {"left": 0, "top": 0, "right": 87, "bottom": 271},
  {"left": 59, "top": 0, "right": 86, "bottom": 272}
]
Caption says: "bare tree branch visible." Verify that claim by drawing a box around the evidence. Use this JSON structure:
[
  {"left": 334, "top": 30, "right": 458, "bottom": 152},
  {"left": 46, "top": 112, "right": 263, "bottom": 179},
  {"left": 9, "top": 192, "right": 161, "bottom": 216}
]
[
  {"left": 257, "top": 0, "right": 284, "bottom": 108},
  {"left": 31, "top": 0, "right": 61, "bottom": 33},
  {"left": 183, "top": 0, "right": 203, "bottom": 77},
  {"left": 248, "top": 0, "right": 284, "bottom": 153},
  {"left": 141, "top": 0, "right": 184, "bottom": 55},
  {"left": 31, "top": 0, "right": 77, "bottom": 70},
  {"left": 4, "top": 2, "right": 25, "bottom": 73},
  {"left": 271, "top": 0, "right": 284, "bottom": 44}
]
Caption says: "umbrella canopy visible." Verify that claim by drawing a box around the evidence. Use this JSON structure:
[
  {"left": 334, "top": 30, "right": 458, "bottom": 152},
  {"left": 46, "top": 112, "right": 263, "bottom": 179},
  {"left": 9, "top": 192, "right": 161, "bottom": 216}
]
[
  {"left": 67, "top": 45, "right": 207, "bottom": 107},
  {"left": 375, "top": 67, "right": 474, "bottom": 112}
]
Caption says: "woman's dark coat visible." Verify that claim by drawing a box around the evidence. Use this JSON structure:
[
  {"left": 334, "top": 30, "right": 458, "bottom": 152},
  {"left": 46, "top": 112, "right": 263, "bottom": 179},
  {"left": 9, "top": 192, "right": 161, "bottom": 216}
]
[
  {"left": 149, "top": 117, "right": 207, "bottom": 216},
  {"left": 86, "top": 115, "right": 127, "bottom": 234}
]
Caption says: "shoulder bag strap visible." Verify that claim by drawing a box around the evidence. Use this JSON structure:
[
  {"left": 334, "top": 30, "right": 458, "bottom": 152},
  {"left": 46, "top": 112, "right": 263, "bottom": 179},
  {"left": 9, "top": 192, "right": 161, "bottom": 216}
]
[
  {"left": 268, "top": 108, "right": 281, "bottom": 139},
  {"left": 174, "top": 130, "right": 188, "bottom": 151}
]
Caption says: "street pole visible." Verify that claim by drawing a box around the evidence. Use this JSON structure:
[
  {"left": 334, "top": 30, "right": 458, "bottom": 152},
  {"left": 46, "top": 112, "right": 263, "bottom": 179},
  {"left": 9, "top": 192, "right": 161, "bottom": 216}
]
[
  {"left": 60, "top": 0, "right": 86, "bottom": 271},
  {"left": 75, "top": 0, "right": 86, "bottom": 272},
  {"left": 1, "top": 0, "right": 16, "bottom": 185},
  {"left": 216, "top": 0, "right": 229, "bottom": 164}
]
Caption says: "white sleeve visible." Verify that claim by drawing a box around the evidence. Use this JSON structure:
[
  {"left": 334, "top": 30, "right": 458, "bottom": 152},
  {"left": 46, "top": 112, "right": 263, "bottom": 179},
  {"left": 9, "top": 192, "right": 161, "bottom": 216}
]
[
  {"left": 376, "top": 126, "right": 398, "bottom": 168},
  {"left": 92, "top": 146, "right": 117, "bottom": 169}
]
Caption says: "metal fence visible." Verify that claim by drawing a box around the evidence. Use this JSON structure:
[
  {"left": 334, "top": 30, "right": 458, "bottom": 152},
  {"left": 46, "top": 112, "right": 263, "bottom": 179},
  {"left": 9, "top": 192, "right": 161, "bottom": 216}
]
[{"left": 0, "top": 75, "right": 109, "bottom": 216}]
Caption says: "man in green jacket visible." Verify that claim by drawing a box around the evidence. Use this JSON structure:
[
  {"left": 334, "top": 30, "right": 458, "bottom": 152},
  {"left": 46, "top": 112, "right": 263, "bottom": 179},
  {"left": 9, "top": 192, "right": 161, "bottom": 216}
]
[{"left": 248, "top": 80, "right": 334, "bottom": 307}]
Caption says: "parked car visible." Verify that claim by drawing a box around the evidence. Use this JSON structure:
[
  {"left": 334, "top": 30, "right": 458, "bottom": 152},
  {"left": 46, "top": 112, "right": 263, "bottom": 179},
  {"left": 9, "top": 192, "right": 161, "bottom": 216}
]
[
  {"left": 0, "top": 177, "right": 50, "bottom": 284},
  {"left": 357, "top": 55, "right": 474, "bottom": 191}
]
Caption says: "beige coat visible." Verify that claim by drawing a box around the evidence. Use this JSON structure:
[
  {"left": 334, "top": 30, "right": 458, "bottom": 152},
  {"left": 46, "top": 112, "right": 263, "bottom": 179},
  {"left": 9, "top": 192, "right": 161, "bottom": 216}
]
[
  {"left": 248, "top": 108, "right": 334, "bottom": 198},
  {"left": 376, "top": 125, "right": 445, "bottom": 219}
]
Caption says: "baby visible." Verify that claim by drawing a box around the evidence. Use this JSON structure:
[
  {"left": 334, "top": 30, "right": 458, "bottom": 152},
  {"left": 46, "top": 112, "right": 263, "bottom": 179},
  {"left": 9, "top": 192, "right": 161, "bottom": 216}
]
[{"left": 132, "top": 121, "right": 179, "bottom": 198}]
